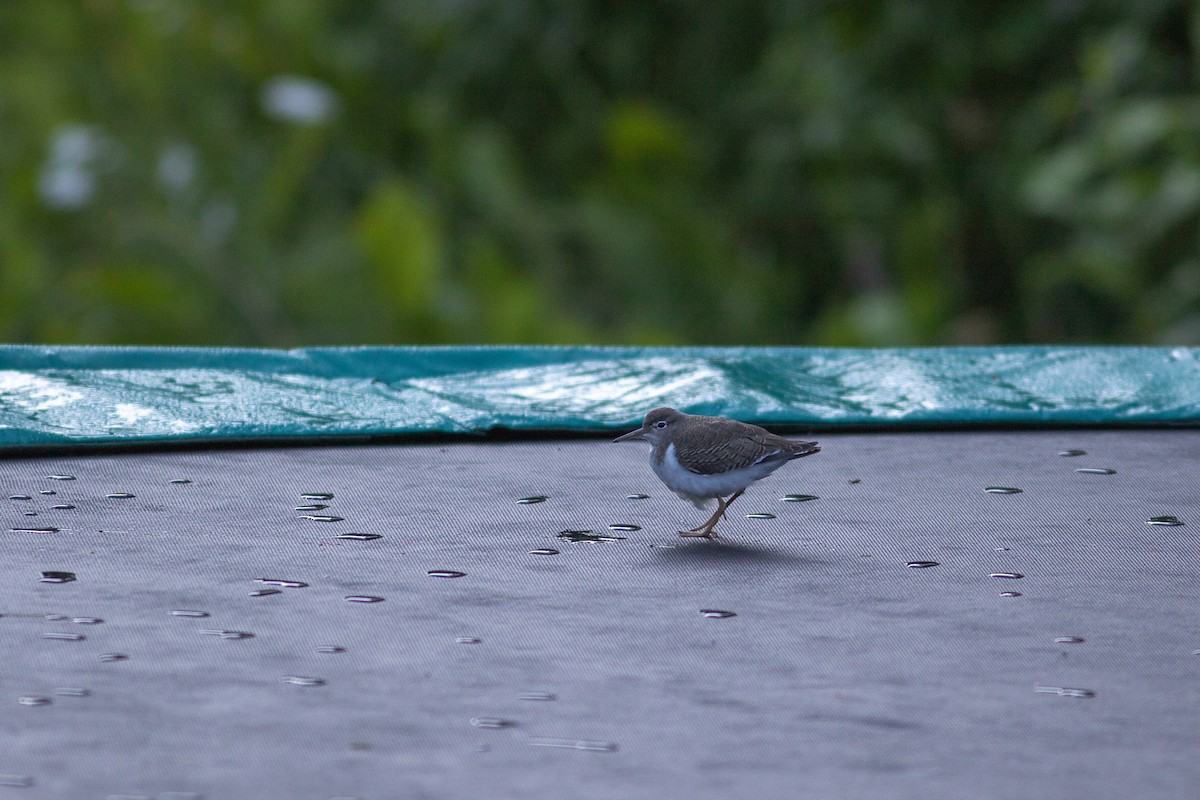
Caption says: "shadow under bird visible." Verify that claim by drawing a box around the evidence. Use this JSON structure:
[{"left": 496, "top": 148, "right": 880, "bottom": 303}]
[{"left": 614, "top": 407, "right": 820, "bottom": 539}]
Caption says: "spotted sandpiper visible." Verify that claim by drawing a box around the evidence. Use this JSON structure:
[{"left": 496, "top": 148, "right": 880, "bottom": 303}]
[{"left": 613, "top": 407, "right": 820, "bottom": 539}]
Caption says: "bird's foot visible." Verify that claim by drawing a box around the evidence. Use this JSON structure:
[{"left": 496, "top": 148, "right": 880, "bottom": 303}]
[{"left": 678, "top": 528, "right": 719, "bottom": 539}]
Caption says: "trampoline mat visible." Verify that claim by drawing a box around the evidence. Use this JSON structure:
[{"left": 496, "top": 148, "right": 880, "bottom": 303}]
[{"left": 1, "top": 429, "right": 1197, "bottom": 799}]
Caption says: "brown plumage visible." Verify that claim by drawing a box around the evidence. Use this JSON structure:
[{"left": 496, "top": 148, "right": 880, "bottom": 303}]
[{"left": 613, "top": 407, "right": 820, "bottom": 539}]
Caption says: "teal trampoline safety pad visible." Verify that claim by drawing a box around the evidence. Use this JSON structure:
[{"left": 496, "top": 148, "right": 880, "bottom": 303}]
[{"left": 0, "top": 345, "right": 1197, "bottom": 447}]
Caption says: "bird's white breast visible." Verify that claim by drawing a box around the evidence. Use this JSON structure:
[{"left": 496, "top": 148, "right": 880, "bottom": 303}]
[{"left": 651, "top": 442, "right": 781, "bottom": 505}]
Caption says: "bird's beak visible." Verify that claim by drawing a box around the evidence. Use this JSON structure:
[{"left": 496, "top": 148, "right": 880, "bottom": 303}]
[{"left": 612, "top": 428, "right": 646, "bottom": 443}]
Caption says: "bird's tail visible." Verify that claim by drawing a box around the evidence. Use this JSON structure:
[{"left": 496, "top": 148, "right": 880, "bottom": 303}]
[{"left": 788, "top": 441, "right": 821, "bottom": 460}]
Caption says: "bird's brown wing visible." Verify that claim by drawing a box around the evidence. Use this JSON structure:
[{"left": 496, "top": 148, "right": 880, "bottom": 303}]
[{"left": 674, "top": 417, "right": 819, "bottom": 475}]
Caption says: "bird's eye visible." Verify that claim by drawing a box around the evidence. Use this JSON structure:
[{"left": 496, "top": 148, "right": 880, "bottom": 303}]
[{"left": 655, "top": 420, "right": 668, "bottom": 429}]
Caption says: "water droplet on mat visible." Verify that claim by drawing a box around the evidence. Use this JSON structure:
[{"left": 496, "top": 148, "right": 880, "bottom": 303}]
[
  {"left": 528, "top": 548, "right": 560, "bottom": 556},
  {"left": 39, "top": 571, "right": 76, "bottom": 584},
  {"left": 781, "top": 494, "right": 819, "bottom": 502},
  {"left": 906, "top": 561, "right": 940, "bottom": 569},
  {"left": 984, "top": 487, "right": 1022, "bottom": 494},
  {"left": 428, "top": 570, "right": 466, "bottom": 579},
  {"left": 700, "top": 609, "right": 736, "bottom": 619},
  {"left": 199, "top": 629, "right": 255, "bottom": 640},
  {"left": 283, "top": 675, "right": 326, "bottom": 687},
  {"left": 989, "top": 572, "right": 1025, "bottom": 579},
  {"left": 528, "top": 737, "right": 618, "bottom": 752},
  {"left": 1074, "top": 468, "right": 1116, "bottom": 475},
  {"left": 516, "top": 496, "right": 547, "bottom": 505},
  {"left": 557, "top": 530, "right": 625, "bottom": 543},
  {"left": 1035, "top": 686, "right": 1095, "bottom": 698},
  {"left": 1147, "top": 516, "right": 1183, "bottom": 526},
  {"left": 344, "top": 595, "right": 385, "bottom": 603},
  {"left": 470, "top": 717, "right": 515, "bottom": 729}
]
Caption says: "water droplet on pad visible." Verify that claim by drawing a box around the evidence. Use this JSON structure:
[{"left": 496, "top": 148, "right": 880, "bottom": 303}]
[
  {"left": 199, "top": 629, "right": 255, "bottom": 640},
  {"left": 344, "top": 595, "right": 384, "bottom": 603},
  {"left": 428, "top": 570, "right": 466, "bottom": 579},
  {"left": 169, "top": 479, "right": 192, "bottom": 484},
  {"left": 781, "top": 494, "right": 819, "bottom": 502},
  {"left": 47, "top": 474, "right": 76, "bottom": 481},
  {"left": 626, "top": 493, "right": 650, "bottom": 500},
  {"left": 298, "top": 514, "right": 344, "bottom": 522},
  {"left": 1054, "top": 636, "right": 1085, "bottom": 644},
  {"left": 906, "top": 561, "right": 940, "bottom": 569},
  {"left": 336, "top": 533, "right": 382, "bottom": 541},
  {"left": 516, "top": 496, "right": 547, "bottom": 504},
  {"left": 745, "top": 513, "right": 776, "bottom": 519},
  {"left": 300, "top": 492, "right": 334, "bottom": 500},
  {"left": 316, "top": 645, "right": 346, "bottom": 654},
  {"left": 519, "top": 691, "right": 557, "bottom": 701},
  {"left": 456, "top": 637, "right": 481, "bottom": 644},
  {"left": 528, "top": 548, "right": 559, "bottom": 556},
  {"left": 11, "top": 527, "right": 58, "bottom": 534},
  {"left": 989, "top": 572, "right": 1024, "bottom": 579},
  {"left": 249, "top": 589, "right": 282, "bottom": 597},
  {"left": 557, "top": 530, "right": 625, "bottom": 543},
  {"left": 283, "top": 675, "right": 326, "bottom": 687},
  {"left": 170, "top": 610, "right": 210, "bottom": 618},
  {"left": 1057, "top": 449, "right": 1086, "bottom": 457},
  {"left": 106, "top": 492, "right": 135, "bottom": 499},
  {"left": 18, "top": 696, "right": 51, "bottom": 706},
  {"left": 1147, "top": 516, "right": 1183, "bottom": 526},
  {"left": 984, "top": 487, "right": 1022, "bottom": 494},
  {"left": 42, "top": 632, "right": 85, "bottom": 641},
  {"left": 39, "top": 571, "right": 76, "bottom": 584},
  {"left": 1035, "top": 686, "right": 1095, "bottom": 698},
  {"left": 255, "top": 579, "right": 308, "bottom": 588},
  {"left": 295, "top": 504, "right": 328, "bottom": 511},
  {"left": 470, "top": 717, "right": 516, "bottom": 729},
  {"left": 99, "top": 652, "right": 129, "bottom": 662},
  {"left": 999, "top": 591, "right": 1022, "bottom": 597},
  {"left": 528, "top": 737, "right": 618, "bottom": 752},
  {"left": 700, "top": 609, "right": 736, "bottom": 618},
  {"left": 1074, "top": 468, "right": 1116, "bottom": 475},
  {"left": 608, "top": 523, "right": 640, "bottom": 531}
]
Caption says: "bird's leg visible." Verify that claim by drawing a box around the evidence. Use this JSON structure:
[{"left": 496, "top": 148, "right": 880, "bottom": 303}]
[{"left": 679, "top": 490, "right": 744, "bottom": 539}]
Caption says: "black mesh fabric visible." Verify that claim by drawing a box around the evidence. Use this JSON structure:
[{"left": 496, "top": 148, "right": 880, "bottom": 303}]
[{"left": 2, "top": 430, "right": 1196, "bottom": 798}]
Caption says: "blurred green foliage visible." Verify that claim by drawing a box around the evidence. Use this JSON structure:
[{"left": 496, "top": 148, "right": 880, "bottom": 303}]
[{"left": 1, "top": 0, "right": 1198, "bottom": 346}]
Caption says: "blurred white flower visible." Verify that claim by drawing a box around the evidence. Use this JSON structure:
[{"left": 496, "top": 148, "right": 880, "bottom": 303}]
[{"left": 261, "top": 75, "right": 338, "bottom": 125}]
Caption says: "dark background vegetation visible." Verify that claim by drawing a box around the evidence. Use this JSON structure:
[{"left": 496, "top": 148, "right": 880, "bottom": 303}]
[{"left": 2, "top": 1, "right": 1199, "bottom": 347}]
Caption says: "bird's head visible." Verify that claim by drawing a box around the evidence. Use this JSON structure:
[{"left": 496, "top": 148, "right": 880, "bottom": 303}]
[{"left": 612, "top": 407, "right": 684, "bottom": 444}]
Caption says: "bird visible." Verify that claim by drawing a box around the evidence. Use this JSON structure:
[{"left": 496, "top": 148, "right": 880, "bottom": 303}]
[{"left": 613, "top": 407, "right": 820, "bottom": 539}]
